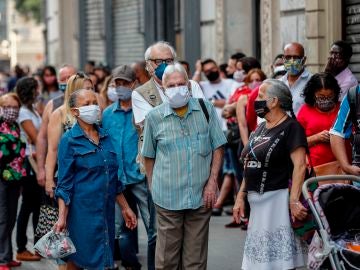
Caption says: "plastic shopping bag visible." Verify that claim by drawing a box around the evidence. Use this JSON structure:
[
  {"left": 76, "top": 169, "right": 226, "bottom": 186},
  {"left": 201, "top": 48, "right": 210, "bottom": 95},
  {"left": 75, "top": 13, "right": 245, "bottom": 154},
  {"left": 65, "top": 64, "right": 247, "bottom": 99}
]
[{"left": 34, "top": 230, "right": 76, "bottom": 259}]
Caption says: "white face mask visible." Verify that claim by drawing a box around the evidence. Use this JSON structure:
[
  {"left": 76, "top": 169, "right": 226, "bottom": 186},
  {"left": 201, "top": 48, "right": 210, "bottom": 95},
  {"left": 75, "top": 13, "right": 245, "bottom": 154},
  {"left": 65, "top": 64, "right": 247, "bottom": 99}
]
[
  {"left": 76, "top": 105, "right": 100, "bottom": 124},
  {"left": 107, "top": 87, "right": 118, "bottom": 102},
  {"left": 233, "top": 70, "right": 246, "bottom": 82},
  {"left": 165, "top": 85, "right": 190, "bottom": 108}
]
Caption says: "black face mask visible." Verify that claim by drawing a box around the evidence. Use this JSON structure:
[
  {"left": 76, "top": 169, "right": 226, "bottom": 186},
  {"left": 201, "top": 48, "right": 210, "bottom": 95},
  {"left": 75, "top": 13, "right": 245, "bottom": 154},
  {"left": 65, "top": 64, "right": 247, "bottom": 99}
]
[
  {"left": 254, "top": 100, "right": 270, "bottom": 118},
  {"left": 206, "top": 71, "right": 220, "bottom": 82}
]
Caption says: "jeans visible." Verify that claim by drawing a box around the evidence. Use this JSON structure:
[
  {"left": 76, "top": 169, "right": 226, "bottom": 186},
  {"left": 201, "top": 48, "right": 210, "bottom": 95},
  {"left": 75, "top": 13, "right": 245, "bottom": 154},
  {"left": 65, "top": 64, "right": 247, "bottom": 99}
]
[
  {"left": 16, "top": 172, "right": 42, "bottom": 252},
  {"left": 115, "top": 180, "right": 156, "bottom": 270},
  {"left": 0, "top": 181, "right": 21, "bottom": 265}
]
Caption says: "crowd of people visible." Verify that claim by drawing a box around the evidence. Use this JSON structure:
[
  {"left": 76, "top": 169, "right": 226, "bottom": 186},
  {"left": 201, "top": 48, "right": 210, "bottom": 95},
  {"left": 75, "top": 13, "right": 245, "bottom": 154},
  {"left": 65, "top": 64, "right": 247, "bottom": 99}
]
[{"left": 0, "top": 38, "right": 359, "bottom": 270}]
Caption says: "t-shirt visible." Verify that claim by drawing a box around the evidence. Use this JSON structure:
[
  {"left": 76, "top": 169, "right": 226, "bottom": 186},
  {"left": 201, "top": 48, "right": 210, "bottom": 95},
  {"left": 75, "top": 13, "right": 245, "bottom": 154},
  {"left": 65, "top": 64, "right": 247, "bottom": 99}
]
[
  {"left": 18, "top": 106, "right": 42, "bottom": 156},
  {"left": 297, "top": 103, "right": 340, "bottom": 167},
  {"left": 241, "top": 117, "right": 307, "bottom": 193},
  {"left": 200, "top": 78, "right": 241, "bottom": 130},
  {"left": 227, "top": 85, "right": 252, "bottom": 124}
]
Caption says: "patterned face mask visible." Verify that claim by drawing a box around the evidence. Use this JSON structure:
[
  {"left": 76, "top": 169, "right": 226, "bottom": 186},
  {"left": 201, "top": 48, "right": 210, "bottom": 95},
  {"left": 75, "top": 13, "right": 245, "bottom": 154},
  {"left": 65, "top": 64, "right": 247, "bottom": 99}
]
[
  {"left": 1, "top": 107, "right": 19, "bottom": 123},
  {"left": 284, "top": 58, "right": 304, "bottom": 76},
  {"left": 315, "top": 97, "right": 336, "bottom": 112}
]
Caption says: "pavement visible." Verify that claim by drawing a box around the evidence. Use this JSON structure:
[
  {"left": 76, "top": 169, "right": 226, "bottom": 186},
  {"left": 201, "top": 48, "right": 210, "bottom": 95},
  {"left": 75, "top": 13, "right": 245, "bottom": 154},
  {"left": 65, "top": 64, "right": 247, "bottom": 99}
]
[{"left": 12, "top": 208, "right": 246, "bottom": 270}]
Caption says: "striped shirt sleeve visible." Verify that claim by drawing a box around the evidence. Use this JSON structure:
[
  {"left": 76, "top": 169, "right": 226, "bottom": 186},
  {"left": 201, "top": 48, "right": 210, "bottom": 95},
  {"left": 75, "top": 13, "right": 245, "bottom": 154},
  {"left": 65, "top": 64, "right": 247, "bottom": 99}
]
[
  {"left": 330, "top": 93, "right": 353, "bottom": 139},
  {"left": 141, "top": 114, "right": 156, "bottom": 158}
]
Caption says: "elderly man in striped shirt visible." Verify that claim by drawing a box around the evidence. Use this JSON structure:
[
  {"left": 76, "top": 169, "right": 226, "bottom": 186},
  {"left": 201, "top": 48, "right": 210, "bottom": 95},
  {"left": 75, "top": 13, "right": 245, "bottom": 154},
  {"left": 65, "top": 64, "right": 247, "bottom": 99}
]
[{"left": 141, "top": 62, "right": 226, "bottom": 270}]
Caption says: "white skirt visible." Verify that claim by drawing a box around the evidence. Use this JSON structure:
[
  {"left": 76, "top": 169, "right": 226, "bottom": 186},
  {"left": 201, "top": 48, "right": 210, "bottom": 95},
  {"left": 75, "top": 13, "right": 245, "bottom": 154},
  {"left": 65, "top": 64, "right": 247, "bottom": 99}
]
[{"left": 242, "top": 188, "right": 306, "bottom": 270}]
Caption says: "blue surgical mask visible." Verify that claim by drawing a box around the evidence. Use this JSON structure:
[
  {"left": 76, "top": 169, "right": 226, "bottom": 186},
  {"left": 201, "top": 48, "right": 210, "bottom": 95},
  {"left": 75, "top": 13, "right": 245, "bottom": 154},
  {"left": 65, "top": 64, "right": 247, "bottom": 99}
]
[
  {"left": 59, "top": 83, "right": 67, "bottom": 92},
  {"left": 155, "top": 63, "right": 167, "bottom": 80},
  {"left": 115, "top": 86, "right": 132, "bottom": 101}
]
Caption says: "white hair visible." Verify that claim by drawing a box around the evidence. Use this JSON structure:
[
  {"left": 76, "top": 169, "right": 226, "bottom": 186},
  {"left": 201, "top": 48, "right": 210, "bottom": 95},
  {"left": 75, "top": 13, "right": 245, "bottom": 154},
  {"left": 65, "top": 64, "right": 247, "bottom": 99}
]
[
  {"left": 144, "top": 41, "right": 177, "bottom": 61},
  {"left": 162, "top": 62, "right": 189, "bottom": 86}
]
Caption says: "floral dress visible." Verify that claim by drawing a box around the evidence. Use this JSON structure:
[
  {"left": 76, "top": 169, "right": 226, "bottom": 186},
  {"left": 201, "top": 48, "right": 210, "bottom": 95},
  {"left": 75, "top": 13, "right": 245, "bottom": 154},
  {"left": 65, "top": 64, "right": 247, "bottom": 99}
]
[{"left": 0, "top": 118, "right": 27, "bottom": 181}]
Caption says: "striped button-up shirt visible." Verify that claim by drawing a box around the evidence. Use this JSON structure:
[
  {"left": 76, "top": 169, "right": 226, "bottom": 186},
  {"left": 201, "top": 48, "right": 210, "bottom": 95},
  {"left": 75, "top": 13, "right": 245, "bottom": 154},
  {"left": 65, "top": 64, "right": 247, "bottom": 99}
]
[{"left": 141, "top": 98, "right": 227, "bottom": 210}]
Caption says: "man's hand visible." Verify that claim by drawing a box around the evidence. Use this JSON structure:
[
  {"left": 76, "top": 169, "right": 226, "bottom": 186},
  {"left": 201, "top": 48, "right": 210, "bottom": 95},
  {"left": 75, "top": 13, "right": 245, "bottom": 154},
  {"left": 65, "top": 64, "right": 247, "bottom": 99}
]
[
  {"left": 203, "top": 178, "right": 218, "bottom": 208},
  {"left": 37, "top": 168, "right": 46, "bottom": 187},
  {"left": 46, "top": 179, "right": 56, "bottom": 198},
  {"left": 122, "top": 208, "right": 137, "bottom": 230}
]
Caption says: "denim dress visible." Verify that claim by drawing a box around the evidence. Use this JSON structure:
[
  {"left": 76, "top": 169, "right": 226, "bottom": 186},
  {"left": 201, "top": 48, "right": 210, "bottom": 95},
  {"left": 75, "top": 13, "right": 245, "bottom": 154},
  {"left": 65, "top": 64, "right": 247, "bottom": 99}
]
[{"left": 55, "top": 123, "right": 123, "bottom": 269}]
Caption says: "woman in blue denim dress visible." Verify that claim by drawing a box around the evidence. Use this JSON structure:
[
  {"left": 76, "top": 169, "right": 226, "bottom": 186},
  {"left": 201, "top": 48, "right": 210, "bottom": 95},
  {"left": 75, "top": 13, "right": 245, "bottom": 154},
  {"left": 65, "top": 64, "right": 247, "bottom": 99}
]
[{"left": 54, "top": 89, "right": 137, "bottom": 270}]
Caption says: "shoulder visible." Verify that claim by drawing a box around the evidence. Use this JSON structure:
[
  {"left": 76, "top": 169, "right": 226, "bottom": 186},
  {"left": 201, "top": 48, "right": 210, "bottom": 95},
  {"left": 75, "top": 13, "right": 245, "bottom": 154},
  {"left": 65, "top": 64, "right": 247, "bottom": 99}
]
[
  {"left": 134, "top": 80, "right": 155, "bottom": 94},
  {"left": 103, "top": 103, "right": 116, "bottom": 116}
]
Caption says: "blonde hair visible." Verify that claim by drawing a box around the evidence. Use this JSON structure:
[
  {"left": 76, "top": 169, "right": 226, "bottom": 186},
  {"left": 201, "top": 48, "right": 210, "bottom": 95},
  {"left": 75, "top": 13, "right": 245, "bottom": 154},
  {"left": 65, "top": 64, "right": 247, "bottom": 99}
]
[
  {"left": 63, "top": 73, "right": 93, "bottom": 125},
  {"left": 0, "top": 93, "right": 21, "bottom": 107}
]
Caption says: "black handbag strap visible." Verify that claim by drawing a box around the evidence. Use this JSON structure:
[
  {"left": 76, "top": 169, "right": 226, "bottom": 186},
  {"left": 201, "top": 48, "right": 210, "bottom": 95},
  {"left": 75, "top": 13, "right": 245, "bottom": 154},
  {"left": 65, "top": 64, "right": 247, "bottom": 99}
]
[{"left": 198, "top": 98, "right": 209, "bottom": 123}]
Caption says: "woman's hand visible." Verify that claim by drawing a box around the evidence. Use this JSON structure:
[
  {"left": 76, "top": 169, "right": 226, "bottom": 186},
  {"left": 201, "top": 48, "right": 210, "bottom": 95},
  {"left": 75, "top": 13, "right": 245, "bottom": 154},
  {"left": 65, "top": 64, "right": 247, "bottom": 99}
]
[
  {"left": 46, "top": 179, "right": 56, "bottom": 198},
  {"left": 317, "top": 130, "right": 330, "bottom": 143},
  {"left": 122, "top": 208, "right": 137, "bottom": 230},
  {"left": 54, "top": 216, "right": 67, "bottom": 233},
  {"left": 289, "top": 201, "right": 308, "bottom": 222},
  {"left": 233, "top": 192, "right": 248, "bottom": 224}
]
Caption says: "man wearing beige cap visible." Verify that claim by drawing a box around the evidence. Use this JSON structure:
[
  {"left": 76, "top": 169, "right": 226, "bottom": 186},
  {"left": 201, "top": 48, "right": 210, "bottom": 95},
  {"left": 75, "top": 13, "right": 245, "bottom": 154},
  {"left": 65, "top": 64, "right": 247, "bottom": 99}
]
[{"left": 102, "top": 65, "right": 156, "bottom": 270}]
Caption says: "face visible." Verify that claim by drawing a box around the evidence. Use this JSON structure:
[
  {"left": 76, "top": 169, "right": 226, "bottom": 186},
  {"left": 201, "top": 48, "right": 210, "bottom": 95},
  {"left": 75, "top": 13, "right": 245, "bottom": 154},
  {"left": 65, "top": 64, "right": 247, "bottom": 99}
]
[
  {"left": 249, "top": 73, "right": 261, "bottom": 83},
  {"left": 147, "top": 47, "right": 174, "bottom": 74},
  {"left": 163, "top": 72, "right": 187, "bottom": 89},
  {"left": 283, "top": 44, "right": 305, "bottom": 63},
  {"left": 256, "top": 84, "right": 268, "bottom": 101},
  {"left": 113, "top": 78, "right": 135, "bottom": 89},
  {"left": 235, "top": 61, "right": 243, "bottom": 72},
  {"left": 83, "top": 80, "right": 94, "bottom": 91},
  {"left": 71, "top": 90, "right": 98, "bottom": 117},
  {"left": 43, "top": 70, "right": 57, "bottom": 85},
  {"left": 202, "top": 62, "right": 219, "bottom": 77},
  {"left": 314, "top": 88, "right": 335, "bottom": 100},
  {"left": 329, "top": 45, "right": 344, "bottom": 61},
  {"left": 226, "top": 58, "right": 236, "bottom": 75},
  {"left": 59, "top": 67, "right": 77, "bottom": 83},
  {"left": 1, "top": 95, "right": 20, "bottom": 110}
]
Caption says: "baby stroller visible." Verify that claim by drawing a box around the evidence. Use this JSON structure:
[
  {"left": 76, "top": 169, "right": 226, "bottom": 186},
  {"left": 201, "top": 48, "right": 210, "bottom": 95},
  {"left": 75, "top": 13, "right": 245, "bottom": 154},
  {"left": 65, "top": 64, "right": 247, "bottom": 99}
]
[{"left": 302, "top": 175, "right": 360, "bottom": 270}]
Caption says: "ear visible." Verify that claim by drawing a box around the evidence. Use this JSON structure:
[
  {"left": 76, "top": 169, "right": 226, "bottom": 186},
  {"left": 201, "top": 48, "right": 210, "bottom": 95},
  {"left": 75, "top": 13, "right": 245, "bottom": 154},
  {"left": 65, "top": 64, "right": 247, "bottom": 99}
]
[
  {"left": 302, "top": 56, "right": 307, "bottom": 65},
  {"left": 70, "top": 108, "right": 79, "bottom": 118},
  {"left": 268, "top": 97, "right": 278, "bottom": 109}
]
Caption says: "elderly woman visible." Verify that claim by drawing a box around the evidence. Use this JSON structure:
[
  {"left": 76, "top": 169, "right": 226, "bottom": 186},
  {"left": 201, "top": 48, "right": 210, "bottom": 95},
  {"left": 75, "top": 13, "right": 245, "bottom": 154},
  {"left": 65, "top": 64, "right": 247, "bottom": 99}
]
[
  {"left": 0, "top": 93, "right": 26, "bottom": 269},
  {"left": 54, "top": 89, "right": 137, "bottom": 270},
  {"left": 233, "top": 79, "right": 307, "bottom": 270},
  {"left": 142, "top": 63, "right": 226, "bottom": 270}
]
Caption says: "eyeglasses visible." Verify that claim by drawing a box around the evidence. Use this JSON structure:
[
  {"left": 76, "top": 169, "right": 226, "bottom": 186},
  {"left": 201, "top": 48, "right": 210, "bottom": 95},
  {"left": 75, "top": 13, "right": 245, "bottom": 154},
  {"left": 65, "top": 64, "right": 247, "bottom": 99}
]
[
  {"left": 149, "top": 58, "right": 174, "bottom": 65},
  {"left": 283, "top": 55, "right": 304, "bottom": 61}
]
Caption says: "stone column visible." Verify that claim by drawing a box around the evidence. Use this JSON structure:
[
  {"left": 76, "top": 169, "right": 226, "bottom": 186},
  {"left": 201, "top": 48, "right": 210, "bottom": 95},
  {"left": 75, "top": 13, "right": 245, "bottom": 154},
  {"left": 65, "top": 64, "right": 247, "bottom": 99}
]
[{"left": 215, "top": 0, "right": 225, "bottom": 64}]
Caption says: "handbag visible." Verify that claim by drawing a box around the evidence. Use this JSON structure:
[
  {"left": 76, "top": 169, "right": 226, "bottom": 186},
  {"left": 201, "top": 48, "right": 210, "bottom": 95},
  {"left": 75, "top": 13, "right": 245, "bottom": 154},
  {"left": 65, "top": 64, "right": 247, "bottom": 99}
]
[
  {"left": 288, "top": 152, "right": 318, "bottom": 243},
  {"left": 226, "top": 122, "right": 241, "bottom": 146},
  {"left": 35, "top": 193, "right": 59, "bottom": 239}
]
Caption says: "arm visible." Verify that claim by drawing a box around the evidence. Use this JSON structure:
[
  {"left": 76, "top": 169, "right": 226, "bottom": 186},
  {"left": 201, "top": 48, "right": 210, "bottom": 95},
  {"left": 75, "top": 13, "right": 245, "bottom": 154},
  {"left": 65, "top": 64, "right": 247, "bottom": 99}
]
[
  {"left": 212, "top": 99, "right": 226, "bottom": 108},
  {"left": 236, "top": 95, "right": 249, "bottom": 146},
  {"left": 289, "top": 147, "right": 308, "bottom": 221},
  {"left": 36, "top": 101, "right": 53, "bottom": 186},
  {"left": 116, "top": 193, "right": 137, "bottom": 230},
  {"left": 330, "top": 134, "right": 360, "bottom": 175},
  {"left": 54, "top": 198, "right": 69, "bottom": 233},
  {"left": 233, "top": 179, "right": 248, "bottom": 223},
  {"left": 203, "top": 146, "right": 224, "bottom": 208},
  {"left": 143, "top": 157, "right": 155, "bottom": 190},
  {"left": 21, "top": 120, "right": 38, "bottom": 145},
  {"left": 45, "top": 109, "right": 63, "bottom": 198},
  {"left": 191, "top": 59, "right": 202, "bottom": 82},
  {"left": 307, "top": 131, "right": 330, "bottom": 147}
]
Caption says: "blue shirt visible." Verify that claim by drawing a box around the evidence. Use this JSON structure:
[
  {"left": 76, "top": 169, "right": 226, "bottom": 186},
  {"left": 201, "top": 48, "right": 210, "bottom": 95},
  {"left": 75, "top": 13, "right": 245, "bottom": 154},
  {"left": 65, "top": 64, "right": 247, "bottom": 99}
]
[
  {"left": 141, "top": 98, "right": 227, "bottom": 210},
  {"left": 55, "top": 122, "right": 123, "bottom": 269},
  {"left": 102, "top": 102, "right": 144, "bottom": 186},
  {"left": 330, "top": 86, "right": 359, "bottom": 139}
]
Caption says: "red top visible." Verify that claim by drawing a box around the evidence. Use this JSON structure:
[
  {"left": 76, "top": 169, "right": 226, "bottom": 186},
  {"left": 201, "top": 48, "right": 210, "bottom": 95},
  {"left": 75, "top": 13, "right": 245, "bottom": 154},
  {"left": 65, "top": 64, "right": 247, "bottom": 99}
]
[
  {"left": 297, "top": 103, "right": 340, "bottom": 167},
  {"left": 246, "top": 87, "right": 259, "bottom": 132},
  {"left": 227, "top": 85, "right": 252, "bottom": 123}
]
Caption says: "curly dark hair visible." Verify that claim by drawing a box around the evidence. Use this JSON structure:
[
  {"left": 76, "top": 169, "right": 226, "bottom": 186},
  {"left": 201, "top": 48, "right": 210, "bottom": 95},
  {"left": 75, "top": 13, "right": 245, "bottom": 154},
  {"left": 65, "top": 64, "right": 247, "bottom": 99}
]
[
  {"left": 15, "top": 77, "right": 38, "bottom": 110},
  {"left": 302, "top": 72, "right": 340, "bottom": 106}
]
